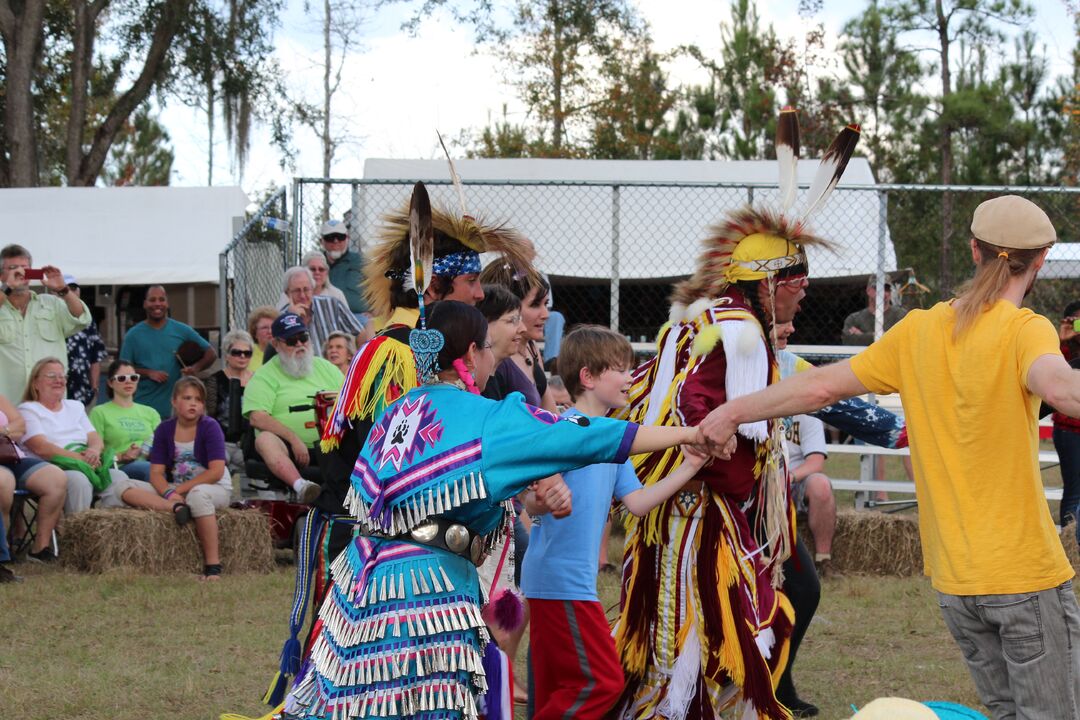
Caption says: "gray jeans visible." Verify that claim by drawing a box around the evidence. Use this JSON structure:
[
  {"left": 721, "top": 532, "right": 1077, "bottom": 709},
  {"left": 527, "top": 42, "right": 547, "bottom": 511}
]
[{"left": 938, "top": 581, "right": 1080, "bottom": 719}]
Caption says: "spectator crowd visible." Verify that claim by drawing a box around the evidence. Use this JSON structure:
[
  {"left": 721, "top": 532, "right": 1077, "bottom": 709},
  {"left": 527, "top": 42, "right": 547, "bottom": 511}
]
[{"left": 0, "top": 231, "right": 371, "bottom": 583}]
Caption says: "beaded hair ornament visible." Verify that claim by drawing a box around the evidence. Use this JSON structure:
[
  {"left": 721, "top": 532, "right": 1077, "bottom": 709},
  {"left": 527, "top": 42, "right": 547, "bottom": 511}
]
[{"left": 406, "top": 181, "right": 445, "bottom": 383}]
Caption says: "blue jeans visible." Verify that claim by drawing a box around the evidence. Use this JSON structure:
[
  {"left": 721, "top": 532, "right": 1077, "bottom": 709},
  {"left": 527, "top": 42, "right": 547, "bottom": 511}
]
[
  {"left": 1055, "top": 428, "right": 1080, "bottom": 532},
  {"left": 119, "top": 460, "right": 152, "bottom": 482},
  {"left": 938, "top": 581, "right": 1080, "bottom": 719}
]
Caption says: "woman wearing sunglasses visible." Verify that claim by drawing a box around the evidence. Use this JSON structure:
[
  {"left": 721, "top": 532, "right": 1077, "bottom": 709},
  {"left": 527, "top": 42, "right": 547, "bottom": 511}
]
[
  {"left": 89, "top": 359, "right": 161, "bottom": 481},
  {"left": 206, "top": 330, "right": 254, "bottom": 478}
]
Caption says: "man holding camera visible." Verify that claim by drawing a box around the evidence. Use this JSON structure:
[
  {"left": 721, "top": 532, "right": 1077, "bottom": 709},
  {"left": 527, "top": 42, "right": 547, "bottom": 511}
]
[{"left": 0, "top": 244, "right": 90, "bottom": 402}]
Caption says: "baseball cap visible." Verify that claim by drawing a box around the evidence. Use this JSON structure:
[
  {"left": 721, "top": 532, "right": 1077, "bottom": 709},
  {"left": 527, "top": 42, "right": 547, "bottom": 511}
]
[
  {"left": 63, "top": 274, "right": 78, "bottom": 286},
  {"left": 272, "top": 312, "right": 307, "bottom": 340},
  {"left": 866, "top": 277, "right": 892, "bottom": 290},
  {"left": 320, "top": 219, "right": 348, "bottom": 238},
  {"left": 971, "top": 195, "right": 1056, "bottom": 250}
]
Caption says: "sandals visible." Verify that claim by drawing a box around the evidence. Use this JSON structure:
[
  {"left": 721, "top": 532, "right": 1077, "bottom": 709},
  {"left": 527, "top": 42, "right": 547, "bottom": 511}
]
[
  {"left": 201, "top": 564, "right": 222, "bottom": 582},
  {"left": 172, "top": 502, "right": 192, "bottom": 526}
]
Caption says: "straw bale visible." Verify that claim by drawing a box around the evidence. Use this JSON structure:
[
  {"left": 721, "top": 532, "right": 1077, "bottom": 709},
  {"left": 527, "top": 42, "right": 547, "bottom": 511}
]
[
  {"left": 60, "top": 508, "right": 273, "bottom": 575},
  {"left": 797, "top": 509, "right": 923, "bottom": 576},
  {"left": 1060, "top": 520, "right": 1080, "bottom": 575}
]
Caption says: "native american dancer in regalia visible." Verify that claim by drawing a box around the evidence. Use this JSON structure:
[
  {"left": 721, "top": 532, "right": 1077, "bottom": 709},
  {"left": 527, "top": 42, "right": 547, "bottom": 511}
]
[{"left": 613, "top": 109, "right": 861, "bottom": 720}]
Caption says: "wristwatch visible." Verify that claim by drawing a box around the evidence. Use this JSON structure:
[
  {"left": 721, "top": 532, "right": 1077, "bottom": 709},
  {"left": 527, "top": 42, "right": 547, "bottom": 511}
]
[{"left": 53, "top": 286, "right": 70, "bottom": 297}]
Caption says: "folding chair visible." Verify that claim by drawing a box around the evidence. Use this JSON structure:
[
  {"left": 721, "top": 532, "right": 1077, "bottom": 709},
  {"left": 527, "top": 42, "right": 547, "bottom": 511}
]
[{"left": 7, "top": 488, "right": 58, "bottom": 558}]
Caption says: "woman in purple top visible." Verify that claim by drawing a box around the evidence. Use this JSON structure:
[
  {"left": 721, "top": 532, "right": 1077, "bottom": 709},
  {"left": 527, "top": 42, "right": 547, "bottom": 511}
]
[{"left": 148, "top": 378, "right": 233, "bottom": 580}]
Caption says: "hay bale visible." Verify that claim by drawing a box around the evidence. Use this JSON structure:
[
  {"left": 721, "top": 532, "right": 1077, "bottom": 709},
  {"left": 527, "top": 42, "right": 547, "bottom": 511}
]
[
  {"left": 61, "top": 507, "right": 274, "bottom": 575},
  {"left": 798, "top": 509, "right": 923, "bottom": 576},
  {"left": 1060, "top": 520, "right": 1080, "bottom": 575}
]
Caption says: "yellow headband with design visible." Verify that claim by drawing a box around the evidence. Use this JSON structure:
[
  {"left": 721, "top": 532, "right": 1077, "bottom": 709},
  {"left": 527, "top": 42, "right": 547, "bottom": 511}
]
[{"left": 724, "top": 233, "right": 807, "bottom": 284}]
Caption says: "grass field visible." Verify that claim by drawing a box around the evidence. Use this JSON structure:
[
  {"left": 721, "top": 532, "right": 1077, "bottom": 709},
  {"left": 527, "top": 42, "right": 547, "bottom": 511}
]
[{"left": 0, "top": 445, "right": 1065, "bottom": 720}]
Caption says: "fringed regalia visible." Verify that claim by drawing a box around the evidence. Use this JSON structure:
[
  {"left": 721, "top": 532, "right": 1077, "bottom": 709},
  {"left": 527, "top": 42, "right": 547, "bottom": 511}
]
[
  {"left": 614, "top": 292, "right": 796, "bottom": 720},
  {"left": 284, "top": 385, "right": 639, "bottom": 719},
  {"left": 613, "top": 108, "right": 860, "bottom": 720}
]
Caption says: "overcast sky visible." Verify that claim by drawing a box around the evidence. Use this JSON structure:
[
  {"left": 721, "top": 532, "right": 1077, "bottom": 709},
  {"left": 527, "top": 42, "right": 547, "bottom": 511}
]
[{"left": 158, "top": 0, "right": 1077, "bottom": 194}]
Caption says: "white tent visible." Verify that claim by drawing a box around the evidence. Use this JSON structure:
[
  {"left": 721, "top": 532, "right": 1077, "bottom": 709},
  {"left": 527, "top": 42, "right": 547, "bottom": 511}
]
[
  {"left": 0, "top": 187, "right": 249, "bottom": 286},
  {"left": 359, "top": 158, "right": 892, "bottom": 281},
  {"left": 1044, "top": 242, "right": 1080, "bottom": 279}
]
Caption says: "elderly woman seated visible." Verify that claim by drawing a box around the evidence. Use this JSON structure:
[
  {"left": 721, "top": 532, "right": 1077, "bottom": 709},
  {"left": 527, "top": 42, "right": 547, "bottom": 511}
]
[
  {"left": 321, "top": 330, "right": 356, "bottom": 376},
  {"left": 17, "top": 357, "right": 175, "bottom": 518},
  {"left": 0, "top": 391, "right": 67, "bottom": 564},
  {"left": 206, "top": 329, "right": 254, "bottom": 477}
]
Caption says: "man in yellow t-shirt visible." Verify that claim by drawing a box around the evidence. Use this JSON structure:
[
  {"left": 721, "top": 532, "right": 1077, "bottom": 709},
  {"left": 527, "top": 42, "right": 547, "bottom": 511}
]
[{"left": 700, "top": 195, "right": 1080, "bottom": 719}]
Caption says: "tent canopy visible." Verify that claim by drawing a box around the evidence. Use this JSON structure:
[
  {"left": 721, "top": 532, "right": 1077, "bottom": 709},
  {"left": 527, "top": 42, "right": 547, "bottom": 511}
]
[
  {"left": 360, "top": 158, "right": 892, "bottom": 281},
  {"left": 1044, "top": 242, "right": 1080, "bottom": 279},
  {"left": 0, "top": 187, "right": 249, "bottom": 286}
]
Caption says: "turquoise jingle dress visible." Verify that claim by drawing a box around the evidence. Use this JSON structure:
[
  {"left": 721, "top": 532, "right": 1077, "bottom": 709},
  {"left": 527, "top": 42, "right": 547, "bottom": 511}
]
[{"left": 283, "top": 384, "right": 638, "bottom": 720}]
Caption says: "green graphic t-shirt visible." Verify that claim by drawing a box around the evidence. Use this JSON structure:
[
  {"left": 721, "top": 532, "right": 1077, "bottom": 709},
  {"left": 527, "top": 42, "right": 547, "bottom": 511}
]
[{"left": 89, "top": 401, "right": 162, "bottom": 459}]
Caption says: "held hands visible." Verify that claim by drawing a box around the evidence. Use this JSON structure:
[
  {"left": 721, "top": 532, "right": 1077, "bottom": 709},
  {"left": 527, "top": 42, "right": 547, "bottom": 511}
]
[
  {"left": 698, "top": 405, "right": 740, "bottom": 457},
  {"left": 680, "top": 443, "right": 713, "bottom": 470},
  {"left": 534, "top": 475, "right": 573, "bottom": 518}
]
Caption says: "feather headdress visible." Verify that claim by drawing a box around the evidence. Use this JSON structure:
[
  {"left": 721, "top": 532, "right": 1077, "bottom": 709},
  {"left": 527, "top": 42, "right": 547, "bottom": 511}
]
[
  {"left": 671, "top": 109, "right": 859, "bottom": 308},
  {"left": 364, "top": 202, "right": 535, "bottom": 319},
  {"left": 671, "top": 207, "right": 830, "bottom": 308}
]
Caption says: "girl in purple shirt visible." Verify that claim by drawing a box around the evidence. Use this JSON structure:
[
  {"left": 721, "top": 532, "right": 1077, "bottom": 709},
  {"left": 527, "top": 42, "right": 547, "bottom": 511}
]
[{"left": 148, "top": 378, "right": 232, "bottom": 580}]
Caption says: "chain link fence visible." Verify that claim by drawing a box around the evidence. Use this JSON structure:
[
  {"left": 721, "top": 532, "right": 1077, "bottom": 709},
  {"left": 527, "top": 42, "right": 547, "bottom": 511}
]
[
  {"left": 233, "top": 179, "right": 1080, "bottom": 347},
  {"left": 218, "top": 187, "right": 291, "bottom": 339}
]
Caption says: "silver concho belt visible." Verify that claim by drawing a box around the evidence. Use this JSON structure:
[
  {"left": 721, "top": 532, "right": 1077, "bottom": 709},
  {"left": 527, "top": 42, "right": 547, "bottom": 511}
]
[{"left": 385, "top": 517, "right": 487, "bottom": 566}]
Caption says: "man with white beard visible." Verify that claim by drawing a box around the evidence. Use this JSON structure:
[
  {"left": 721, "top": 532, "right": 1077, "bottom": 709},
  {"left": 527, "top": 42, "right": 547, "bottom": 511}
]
[{"left": 243, "top": 312, "right": 344, "bottom": 503}]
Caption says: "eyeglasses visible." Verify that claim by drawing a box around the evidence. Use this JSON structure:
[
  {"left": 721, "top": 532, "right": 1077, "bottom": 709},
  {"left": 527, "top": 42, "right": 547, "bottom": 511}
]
[
  {"left": 308, "top": 266, "right": 328, "bottom": 273},
  {"left": 500, "top": 314, "right": 522, "bottom": 325},
  {"left": 482, "top": 341, "right": 493, "bottom": 350},
  {"left": 283, "top": 333, "right": 310, "bottom": 346},
  {"left": 110, "top": 374, "right": 141, "bottom": 383},
  {"left": 42, "top": 372, "right": 67, "bottom": 381},
  {"left": 322, "top": 235, "right": 347, "bottom": 243},
  {"left": 229, "top": 349, "right": 254, "bottom": 357},
  {"left": 776, "top": 274, "right": 808, "bottom": 290}
]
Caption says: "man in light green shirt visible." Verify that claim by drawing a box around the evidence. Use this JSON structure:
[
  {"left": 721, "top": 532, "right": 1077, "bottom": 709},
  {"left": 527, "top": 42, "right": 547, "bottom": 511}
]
[
  {"left": 0, "top": 244, "right": 91, "bottom": 402},
  {"left": 242, "top": 312, "right": 343, "bottom": 503}
]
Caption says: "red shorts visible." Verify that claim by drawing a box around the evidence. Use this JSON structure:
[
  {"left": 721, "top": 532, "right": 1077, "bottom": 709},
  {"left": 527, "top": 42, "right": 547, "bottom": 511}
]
[{"left": 529, "top": 598, "right": 624, "bottom": 719}]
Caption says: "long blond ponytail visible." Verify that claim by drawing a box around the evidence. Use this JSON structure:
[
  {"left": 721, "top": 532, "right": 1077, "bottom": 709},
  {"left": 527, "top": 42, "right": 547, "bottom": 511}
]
[{"left": 952, "top": 239, "right": 1046, "bottom": 340}]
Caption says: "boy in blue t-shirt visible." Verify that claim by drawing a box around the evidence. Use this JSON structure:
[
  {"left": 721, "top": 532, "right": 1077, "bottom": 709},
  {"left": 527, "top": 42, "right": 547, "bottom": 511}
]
[{"left": 521, "top": 325, "right": 709, "bottom": 719}]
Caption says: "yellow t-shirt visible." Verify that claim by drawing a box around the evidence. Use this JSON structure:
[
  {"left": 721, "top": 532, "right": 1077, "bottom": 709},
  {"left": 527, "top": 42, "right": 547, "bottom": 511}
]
[{"left": 849, "top": 299, "right": 1070, "bottom": 595}]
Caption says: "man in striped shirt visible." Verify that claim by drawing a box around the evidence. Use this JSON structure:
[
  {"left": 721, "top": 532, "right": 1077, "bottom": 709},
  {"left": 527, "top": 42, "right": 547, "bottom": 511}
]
[{"left": 279, "top": 266, "right": 364, "bottom": 353}]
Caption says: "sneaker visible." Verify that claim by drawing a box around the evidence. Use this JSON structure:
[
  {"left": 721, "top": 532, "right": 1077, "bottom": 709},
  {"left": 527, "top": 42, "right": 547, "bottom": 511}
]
[
  {"left": 0, "top": 565, "right": 23, "bottom": 583},
  {"left": 27, "top": 547, "right": 57, "bottom": 564},
  {"left": 294, "top": 478, "right": 322, "bottom": 504}
]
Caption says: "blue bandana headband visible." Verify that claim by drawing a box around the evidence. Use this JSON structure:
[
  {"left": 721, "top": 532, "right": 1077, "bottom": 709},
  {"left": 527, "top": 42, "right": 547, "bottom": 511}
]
[{"left": 432, "top": 250, "right": 481, "bottom": 277}]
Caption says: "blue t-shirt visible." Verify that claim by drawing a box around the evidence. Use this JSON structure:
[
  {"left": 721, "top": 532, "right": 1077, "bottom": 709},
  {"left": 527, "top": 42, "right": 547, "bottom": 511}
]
[
  {"left": 520, "top": 409, "right": 643, "bottom": 601},
  {"left": 119, "top": 319, "right": 209, "bottom": 418}
]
